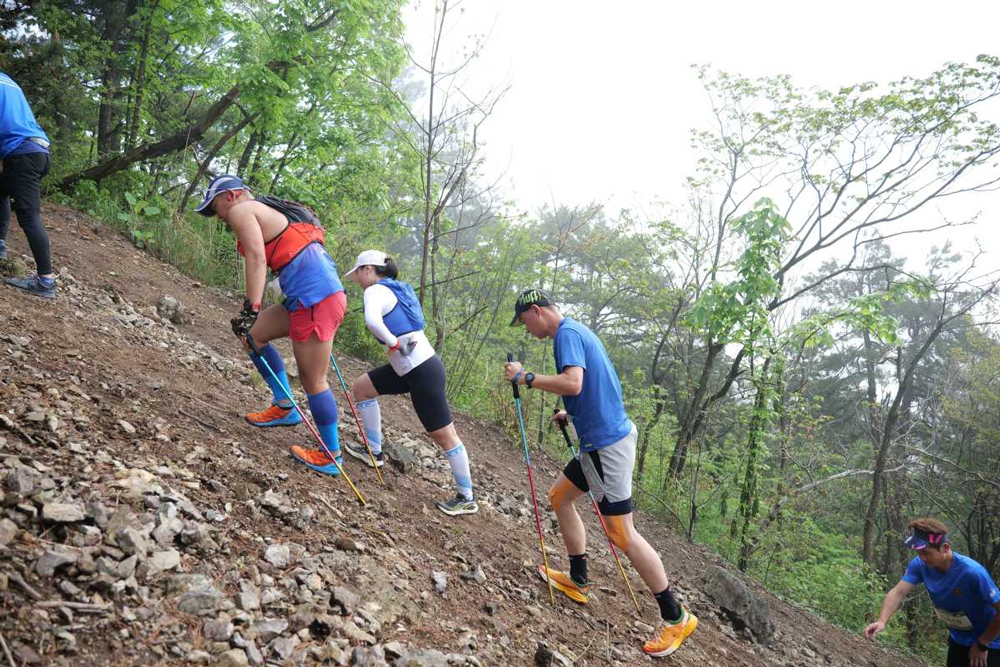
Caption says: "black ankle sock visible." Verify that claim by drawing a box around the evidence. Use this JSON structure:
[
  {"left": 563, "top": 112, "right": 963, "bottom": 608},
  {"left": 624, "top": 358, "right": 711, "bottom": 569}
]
[
  {"left": 654, "top": 587, "right": 683, "bottom": 622},
  {"left": 569, "top": 553, "right": 588, "bottom": 587}
]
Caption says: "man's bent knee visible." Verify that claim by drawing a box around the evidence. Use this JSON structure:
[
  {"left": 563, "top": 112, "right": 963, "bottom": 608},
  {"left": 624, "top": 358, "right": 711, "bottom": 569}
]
[
  {"left": 549, "top": 477, "right": 576, "bottom": 514},
  {"left": 604, "top": 514, "right": 631, "bottom": 552}
]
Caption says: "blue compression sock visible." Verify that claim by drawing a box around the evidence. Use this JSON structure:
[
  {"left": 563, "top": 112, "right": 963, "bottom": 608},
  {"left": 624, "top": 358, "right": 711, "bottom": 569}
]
[
  {"left": 249, "top": 344, "right": 293, "bottom": 408},
  {"left": 307, "top": 389, "right": 340, "bottom": 456}
]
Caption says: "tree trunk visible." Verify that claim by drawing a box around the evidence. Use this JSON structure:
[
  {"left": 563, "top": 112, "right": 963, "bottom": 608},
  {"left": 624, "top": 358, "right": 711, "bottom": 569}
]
[{"left": 58, "top": 83, "right": 243, "bottom": 191}]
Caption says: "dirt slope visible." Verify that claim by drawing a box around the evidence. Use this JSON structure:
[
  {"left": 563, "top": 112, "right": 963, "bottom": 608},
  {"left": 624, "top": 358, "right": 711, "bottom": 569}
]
[{"left": 0, "top": 203, "right": 922, "bottom": 667}]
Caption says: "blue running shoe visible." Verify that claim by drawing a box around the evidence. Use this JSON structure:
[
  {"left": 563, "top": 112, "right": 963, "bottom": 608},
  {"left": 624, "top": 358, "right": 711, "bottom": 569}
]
[{"left": 5, "top": 275, "right": 55, "bottom": 299}]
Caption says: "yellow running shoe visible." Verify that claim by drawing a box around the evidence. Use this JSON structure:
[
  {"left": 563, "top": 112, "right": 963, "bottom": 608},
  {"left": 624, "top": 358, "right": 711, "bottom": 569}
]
[
  {"left": 537, "top": 565, "right": 588, "bottom": 604},
  {"left": 642, "top": 608, "right": 698, "bottom": 657}
]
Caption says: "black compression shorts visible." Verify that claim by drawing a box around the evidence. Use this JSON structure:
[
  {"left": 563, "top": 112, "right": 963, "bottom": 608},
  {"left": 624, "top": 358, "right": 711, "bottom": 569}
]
[{"left": 367, "top": 355, "right": 453, "bottom": 433}]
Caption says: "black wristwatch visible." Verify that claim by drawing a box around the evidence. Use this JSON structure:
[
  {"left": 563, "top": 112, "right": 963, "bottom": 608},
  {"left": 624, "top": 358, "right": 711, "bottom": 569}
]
[
  {"left": 524, "top": 372, "right": 535, "bottom": 389},
  {"left": 978, "top": 640, "right": 990, "bottom": 652}
]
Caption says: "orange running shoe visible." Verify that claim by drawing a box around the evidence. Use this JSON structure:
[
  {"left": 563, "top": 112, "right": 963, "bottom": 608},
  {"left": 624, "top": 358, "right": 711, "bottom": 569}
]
[
  {"left": 290, "top": 445, "right": 342, "bottom": 476},
  {"left": 642, "top": 608, "right": 698, "bottom": 657},
  {"left": 246, "top": 403, "right": 301, "bottom": 427},
  {"left": 537, "top": 564, "right": 588, "bottom": 604}
]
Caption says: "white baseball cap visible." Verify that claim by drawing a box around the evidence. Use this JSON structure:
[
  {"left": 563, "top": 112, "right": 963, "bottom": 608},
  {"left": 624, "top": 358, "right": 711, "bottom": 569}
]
[{"left": 344, "top": 249, "right": 388, "bottom": 277}]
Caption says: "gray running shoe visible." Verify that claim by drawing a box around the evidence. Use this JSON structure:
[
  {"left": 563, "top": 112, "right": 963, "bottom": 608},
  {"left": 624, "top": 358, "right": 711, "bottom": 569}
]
[
  {"left": 344, "top": 440, "right": 384, "bottom": 468},
  {"left": 0, "top": 243, "right": 7, "bottom": 260},
  {"left": 435, "top": 494, "right": 478, "bottom": 516}
]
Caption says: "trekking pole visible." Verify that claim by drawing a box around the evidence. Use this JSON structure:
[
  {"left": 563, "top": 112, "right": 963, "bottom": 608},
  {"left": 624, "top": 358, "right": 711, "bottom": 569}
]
[
  {"left": 244, "top": 335, "right": 366, "bottom": 506},
  {"left": 328, "top": 352, "right": 385, "bottom": 486},
  {"left": 554, "top": 409, "right": 642, "bottom": 615},
  {"left": 508, "top": 352, "right": 554, "bottom": 604}
]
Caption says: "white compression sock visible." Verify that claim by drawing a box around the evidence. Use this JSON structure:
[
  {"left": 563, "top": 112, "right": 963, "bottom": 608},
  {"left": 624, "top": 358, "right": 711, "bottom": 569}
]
[
  {"left": 356, "top": 399, "right": 382, "bottom": 455},
  {"left": 444, "top": 442, "right": 473, "bottom": 500}
]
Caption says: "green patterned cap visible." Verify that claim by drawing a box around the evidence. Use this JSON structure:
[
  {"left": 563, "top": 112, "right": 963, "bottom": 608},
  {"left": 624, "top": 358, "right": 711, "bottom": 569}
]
[{"left": 511, "top": 289, "right": 552, "bottom": 325}]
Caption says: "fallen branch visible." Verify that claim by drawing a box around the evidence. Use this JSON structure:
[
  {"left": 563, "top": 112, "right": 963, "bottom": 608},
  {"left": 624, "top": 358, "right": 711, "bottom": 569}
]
[
  {"left": 0, "top": 414, "right": 36, "bottom": 445},
  {"left": 177, "top": 409, "right": 223, "bottom": 433},
  {"left": 36, "top": 601, "right": 111, "bottom": 612},
  {"left": 9, "top": 572, "right": 42, "bottom": 601},
  {"left": 0, "top": 631, "right": 16, "bottom": 667}
]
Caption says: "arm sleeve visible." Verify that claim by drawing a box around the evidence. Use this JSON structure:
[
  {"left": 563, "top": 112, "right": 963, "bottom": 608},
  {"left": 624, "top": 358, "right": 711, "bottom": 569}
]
[
  {"left": 901, "top": 557, "right": 924, "bottom": 585},
  {"left": 363, "top": 284, "right": 398, "bottom": 347},
  {"left": 555, "top": 329, "right": 587, "bottom": 374}
]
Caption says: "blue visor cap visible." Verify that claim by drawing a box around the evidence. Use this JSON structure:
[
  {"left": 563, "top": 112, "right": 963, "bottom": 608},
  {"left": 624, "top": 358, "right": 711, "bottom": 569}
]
[
  {"left": 905, "top": 528, "right": 947, "bottom": 550},
  {"left": 195, "top": 174, "right": 247, "bottom": 216}
]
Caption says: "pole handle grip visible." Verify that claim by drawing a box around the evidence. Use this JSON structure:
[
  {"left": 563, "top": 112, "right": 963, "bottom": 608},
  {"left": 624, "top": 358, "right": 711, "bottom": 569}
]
[
  {"left": 553, "top": 408, "right": 573, "bottom": 445},
  {"left": 506, "top": 352, "right": 520, "bottom": 399}
]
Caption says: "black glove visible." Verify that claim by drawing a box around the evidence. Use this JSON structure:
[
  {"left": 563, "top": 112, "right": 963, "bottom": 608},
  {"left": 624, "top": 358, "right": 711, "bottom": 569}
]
[{"left": 231, "top": 298, "right": 260, "bottom": 338}]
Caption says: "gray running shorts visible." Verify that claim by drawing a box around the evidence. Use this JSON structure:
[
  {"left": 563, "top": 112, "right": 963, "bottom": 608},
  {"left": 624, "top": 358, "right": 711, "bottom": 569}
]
[{"left": 563, "top": 424, "right": 637, "bottom": 516}]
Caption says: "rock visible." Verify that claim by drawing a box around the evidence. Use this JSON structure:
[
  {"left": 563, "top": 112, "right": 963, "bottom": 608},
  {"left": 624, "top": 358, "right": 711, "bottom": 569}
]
[
  {"left": 147, "top": 549, "right": 181, "bottom": 574},
  {"left": 342, "top": 620, "right": 375, "bottom": 645},
  {"left": 5, "top": 467, "right": 35, "bottom": 495},
  {"left": 0, "top": 518, "right": 18, "bottom": 547},
  {"left": 397, "top": 649, "right": 449, "bottom": 667},
  {"left": 335, "top": 536, "right": 364, "bottom": 552},
  {"left": 383, "top": 440, "right": 418, "bottom": 473},
  {"left": 186, "top": 650, "right": 212, "bottom": 664},
  {"left": 118, "top": 420, "right": 137, "bottom": 435},
  {"left": 36, "top": 546, "right": 79, "bottom": 576},
  {"left": 202, "top": 618, "right": 234, "bottom": 642},
  {"left": 167, "top": 573, "right": 213, "bottom": 595},
  {"left": 156, "top": 295, "right": 191, "bottom": 325},
  {"left": 350, "top": 645, "right": 387, "bottom": 666},
  {"left": 431, "top": 571, "right": 448, "bottom": 594},
  {"left": 704, "top": 566, "right": 774, "bottom": 644},
  {"left": 534, "top": 642, "right": 572, "bottom": 667},
  {"left": 460, "top": 565, "right": 486, "bottom": 585},
  {"left": 383, "top": 642, "right": 406, "bottom": 659},
  {"left": 116, "top": 526, "right": 150, "bottom": 557},
  {"left": 251, "top": 618, "right": 288, "bottom": 643},
  {"left": 216, "top": 649, "right": 250, "bottom": 667},
  {"left": 269, "top": 637, "right": 297, "bottom": 660},
  {"left": 331, "top": 586, "right": 361, "bottom": 615},
  {"left": 264, "top": 544, "right": 291, "bottom": 568},
  {"left": 176, "top": 585, "right": 222, "bottom": 615},
  {"left": 42, "top": 502, "right": 85, "bottom": 522},
  {"left": 238, "top": 584, "right": 261, "bottom": 611}
]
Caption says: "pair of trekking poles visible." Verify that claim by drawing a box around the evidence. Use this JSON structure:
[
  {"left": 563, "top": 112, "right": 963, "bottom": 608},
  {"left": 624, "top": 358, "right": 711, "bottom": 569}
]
[
  {"left": 506, "top": 353, "right": 641, "bottom": 614},
  {"left": 243, "top": 334, "right": 384, "bottom": 507}
]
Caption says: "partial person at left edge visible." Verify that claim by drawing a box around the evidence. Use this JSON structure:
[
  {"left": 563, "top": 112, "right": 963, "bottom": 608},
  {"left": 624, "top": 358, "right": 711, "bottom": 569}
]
[{"left": 0, "top": 71, "right": 56, "bottom": 299}]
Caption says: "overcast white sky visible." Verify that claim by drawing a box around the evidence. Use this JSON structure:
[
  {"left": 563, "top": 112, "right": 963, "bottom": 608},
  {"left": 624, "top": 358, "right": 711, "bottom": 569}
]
[{"left": 403, "top": 1, "right": 1000, "bottom": 265}]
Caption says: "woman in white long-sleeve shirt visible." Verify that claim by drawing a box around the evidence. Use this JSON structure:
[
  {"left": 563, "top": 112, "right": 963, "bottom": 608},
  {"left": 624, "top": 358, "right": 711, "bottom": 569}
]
[{"left": 343, "top": 250, "right": 478, "bottom": 517}]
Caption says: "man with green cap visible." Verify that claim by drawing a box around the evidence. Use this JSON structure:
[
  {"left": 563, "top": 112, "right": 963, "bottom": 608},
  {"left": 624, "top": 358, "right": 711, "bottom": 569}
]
[{"left": 503, "top": 289, "right": 697, "bottom": 658}]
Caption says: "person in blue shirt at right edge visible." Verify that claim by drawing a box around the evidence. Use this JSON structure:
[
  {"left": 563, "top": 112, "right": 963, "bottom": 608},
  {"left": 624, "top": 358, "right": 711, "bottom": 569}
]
[
  {"left": 0, "top": 71, "right": 56, "bottom": 298},
  {"left": 503, "top": 289, "right": 697, "bottom": 658},
  {"left": 864, "top": 518, "right": 1000, "bottom": 666}
]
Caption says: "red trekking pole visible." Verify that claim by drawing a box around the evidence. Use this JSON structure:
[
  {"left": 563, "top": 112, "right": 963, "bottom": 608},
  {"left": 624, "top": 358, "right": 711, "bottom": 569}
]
[{"left": 508, "top": 353, "right": 554, "bottom": 604}]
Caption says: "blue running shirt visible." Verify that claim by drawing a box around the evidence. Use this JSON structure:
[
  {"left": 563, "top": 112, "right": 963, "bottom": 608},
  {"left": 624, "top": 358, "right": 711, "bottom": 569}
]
[
  {"left": 0, "top": 73, "right": 50, "bottom": 158},
  {"left": 902, "top": 552, "right": 1000, "bottom": 647},
  {"left": 278, "top": 244, "right": 344, "bottom": 311},
  {"left": 553, "top": 318, "right": 633, "bottom": 452}
]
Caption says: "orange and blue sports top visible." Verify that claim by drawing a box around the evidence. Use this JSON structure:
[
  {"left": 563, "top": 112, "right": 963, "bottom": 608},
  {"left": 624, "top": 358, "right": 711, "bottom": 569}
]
[
  {"left": 237, "top": 196, "right": 344, "bottom": 311},
  {"left": 236, "top": 196, "right": 326, "bottom": 272}
]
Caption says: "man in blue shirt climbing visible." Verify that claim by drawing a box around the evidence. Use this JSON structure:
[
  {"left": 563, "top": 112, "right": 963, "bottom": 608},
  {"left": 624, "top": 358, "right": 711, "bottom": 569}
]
[
  {"left": 503, "top": 289, "right": 697, "bottom": 658},
  {"left": 864, "top": 517, "right": 1000, "bottom": 666},
  {"left": 0, "top": 71, "right": 56, "bottom": 298}
]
